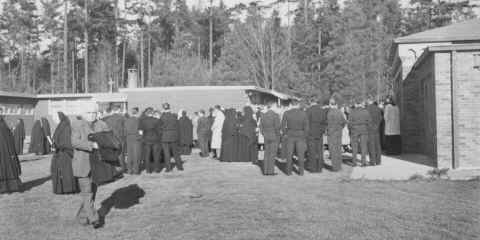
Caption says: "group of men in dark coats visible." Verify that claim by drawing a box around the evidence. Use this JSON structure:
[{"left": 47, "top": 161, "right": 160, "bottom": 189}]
[
  {"left": 252, "top": 97, "right": 384, "bottom": 176},
  {"left": 137, "top": 103, "right": 187, "bottom": 173}
]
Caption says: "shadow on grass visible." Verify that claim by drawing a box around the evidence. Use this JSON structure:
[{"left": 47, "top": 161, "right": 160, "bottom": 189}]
[
  {"left": 21, "top": 176, "right": 51, "bottom": 192},
  {"left": 97, "top": 184, "right": 146, "bottom": 228}
]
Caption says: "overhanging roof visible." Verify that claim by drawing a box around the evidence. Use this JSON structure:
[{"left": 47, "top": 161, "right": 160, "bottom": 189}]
[
  {"left": 395, "top": 18, "right": 480, "bottom": 44},
  {"left": 0, "top": 91, "right": 36, "bottom": 99},
  {"left": 247, "top": 87, "right": 300, "bottom": 101}
]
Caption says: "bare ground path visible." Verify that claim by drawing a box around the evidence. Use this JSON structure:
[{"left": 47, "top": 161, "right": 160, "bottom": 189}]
[{"left": 1, "top": 153, "right": 479, "bottom": 240}]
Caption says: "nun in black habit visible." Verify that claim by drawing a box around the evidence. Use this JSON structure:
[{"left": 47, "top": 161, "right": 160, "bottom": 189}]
[
  {"left": 41, "top": 117, "right": 52, "bottom": 154},
  {"left": 13, "top": 119, "right": 25, "bottom": 155},
  {"left": 51, "top": 112, "right": 78, "bottom": 194},
  {"left": 29, "top": 120, "right": 46, "bottom": 155},
  {"left": 237, "top": 106, "right": 258, "bottom": 163},
  {"left": 0, "top": 114, "right": 22, "bottom": 193},
  {"left": 220, "top": 109, "right": 238, "bottom": 162},
  {"left": 178, "top": 111, "right": 193, "bottom": 155}
]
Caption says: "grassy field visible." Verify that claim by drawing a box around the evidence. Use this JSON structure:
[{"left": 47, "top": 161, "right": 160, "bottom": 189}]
[{"left": 0, "top": 153, "right": 479, "bottom": 240}]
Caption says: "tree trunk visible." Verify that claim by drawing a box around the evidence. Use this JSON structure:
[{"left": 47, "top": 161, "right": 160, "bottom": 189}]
[
  {"left": 121, "top": 40, "right": 126, "bottom": 87},
  {"left": 72, "top": 45, "right": 76, "bottom": 93},
  {"left": 51, "top": 60, "right": 54, "bottom": 94},
  {"left": 209, "top": 0, "right": 213, "bottom": 82},
  {"left": 58, "top": 53, "right": 61, "bottom": 92},
  {"left": 64, "top": 0, "right": 68, "bottom": 93},
  {"left": 270, "top": 31, "right": 275, "bottom": 90},
  {"left": 20, "top": 50, "right": 24, "bottom": 89},
  {"left": 140, "top": 31, "right": 144, "bottom": 87},
  {"left": 114, "top": 0, "right": 119, "bottom": 90},
  {"left": 84, "top": 0, "right": 89, "bottom": 93},
  {"left": 148, "top": 34, "right": 151, "bottom": 87}
]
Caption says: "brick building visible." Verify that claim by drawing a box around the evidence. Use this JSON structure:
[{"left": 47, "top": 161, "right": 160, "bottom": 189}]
[{"left": 390, "top": 19, "right": 480, "bottom": 169}]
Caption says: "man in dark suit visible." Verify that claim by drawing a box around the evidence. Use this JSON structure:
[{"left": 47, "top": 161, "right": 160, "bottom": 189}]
[
  {"left": 124, "top": 107, "right": 141, "bottom": 174},
  {"left": 159, "top": 103, "right": 183, "bottom": 172},
  {"left": 306, "top": 99, "right": 329, "bottom": 173},
  {"left": 197, "top": 110, "right": 210, "bottom": 157},
  {"left": 366, "top": 98, "right": 383, "bottom": 165},
  {"left": 349, "top": 100, "right": 372, "bottom": 167},
  {"left": 259, "top": 102, "right": 280, "bottom": 175},
  {"left": 281, "top": 101, "right": 309, "bottom": 176},
  {"left": 103, "top": 104, "right": 126, "bottom": 172},
  {"left": 138, "top": 108, "right": 162, "bottom": 173}
]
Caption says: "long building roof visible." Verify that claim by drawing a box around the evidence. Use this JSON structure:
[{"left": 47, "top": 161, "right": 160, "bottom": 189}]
[{"left": 394, "top": 18, "right": 480, "bottom": 44}]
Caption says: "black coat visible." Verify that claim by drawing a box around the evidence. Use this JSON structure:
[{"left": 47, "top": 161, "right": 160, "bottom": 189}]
[{"left": 88, "top": 131, "right": 122, "bottom": 166}]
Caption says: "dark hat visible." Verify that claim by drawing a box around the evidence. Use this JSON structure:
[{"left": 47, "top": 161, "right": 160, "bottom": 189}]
[{"left": 162, "top": 103, "right": 170, "bottom": 110}]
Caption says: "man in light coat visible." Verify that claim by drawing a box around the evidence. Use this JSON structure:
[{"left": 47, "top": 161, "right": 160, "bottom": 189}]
[
  {"left": 210, "top": 105, "right": 225, "bottom": 159},
  {"left": 71, "top": 111, "right": 101, "bottom": 228}
]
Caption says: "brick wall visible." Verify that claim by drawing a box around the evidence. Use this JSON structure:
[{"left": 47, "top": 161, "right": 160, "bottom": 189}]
[
  {"left": 434, "top": 52, "right": 453, "bottom": 169},
  {"left": 454, "top": 51, "right": 480, "bottom": 168},
  {"left": 401, "top": 54, "right": 436, "bottom": 165}
]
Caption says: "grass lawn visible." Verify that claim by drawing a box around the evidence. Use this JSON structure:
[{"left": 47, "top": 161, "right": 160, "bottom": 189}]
[{"left": 0, "top": 153, "right": 479, "bottom": 240}]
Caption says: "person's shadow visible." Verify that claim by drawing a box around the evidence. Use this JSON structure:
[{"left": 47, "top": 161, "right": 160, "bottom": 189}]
[{"left": 96, "top": 184, "right": 145, "bottom": 228}]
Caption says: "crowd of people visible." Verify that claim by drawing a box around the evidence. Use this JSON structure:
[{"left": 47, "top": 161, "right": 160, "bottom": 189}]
[{"left": 0, "top": 96, "right": 401, "bottom": 228}]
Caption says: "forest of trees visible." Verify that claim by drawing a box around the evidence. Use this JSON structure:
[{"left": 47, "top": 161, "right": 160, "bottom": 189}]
[{"left": 0, "top": 0, "right": 477, "bottom": 101}]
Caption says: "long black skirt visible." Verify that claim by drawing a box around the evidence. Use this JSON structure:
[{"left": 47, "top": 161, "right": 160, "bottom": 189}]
[
  {"left": 220, "top": 135, "right": 238, "bottom": 162},
  {"left": 51, "top": 151, "right": 78, "bottom": 194},
  {"left": 235, "top": 135, "right": 258, "bottom": 163},
  {"left": 385, "top": 135, "right": 402, "bottom": 155}
]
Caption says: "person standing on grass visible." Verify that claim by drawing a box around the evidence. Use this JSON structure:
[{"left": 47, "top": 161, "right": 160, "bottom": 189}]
[
  {"left": 71, "top": 111, "right": 101, "bottom": 228},
  {"left": 282, "top": 101, "right": 309, "bottom": 176},
  {"left": 138, "top": 108, "right": 162, "bottom": 173},
  {"left": 207, "top": 108, "right": 215, "bottom": 154},
  {"left": 327, "top": 99, "right": 347, "bottom": 172},
  {"left": 197, "top": 110, "right": 210, "bottom": 158},
  {"left": 51, "top": 112, "right": 78, "bottom": 194},
  {"left": 178, "top": 110, "right": 193, "bottom": 155},
  {"left": 124, "top": 107, "right": 142, "bottom": 174},
  {"left": 384, "top": 98, "right": 402, "bottom": 155},
  {"left": 220, "top": 108, "right": 238, "bottom": 162},
  {"left": 348, "top": 100, "right": 371, "bottom": 167},
  {"left": 192, "top": 112, "right": 199, "bottom": 148},
  {"left": 238, "top": 106, "right": 258, "bottom": 164},
  {"left": 260, "top": 102, "right": 281, "bottom": 175},
  {"left": 210, "top": 105, "right": 225, "bottom": 159},
  {"left": 103, "top": 104, "right": 127, "bottom": 173},
  {"left": 13, "top": 119, "right": 25, "bottom": 155},
  {"left": 306, "top": 99, "right": 329, "bottom": 173},
  {"left": 366, "top": 98, "right": 383, "bottom": 165},
  {"left": 160, "top": 103, "right": 184, "bottom": 172},
  {"left": 0, "top": 108, "right": 22, "bottom": 194}
]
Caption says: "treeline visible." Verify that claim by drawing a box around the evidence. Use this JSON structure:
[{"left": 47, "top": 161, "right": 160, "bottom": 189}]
[{"left": 0, "top": 0, "right": 476, "bottom": 101}]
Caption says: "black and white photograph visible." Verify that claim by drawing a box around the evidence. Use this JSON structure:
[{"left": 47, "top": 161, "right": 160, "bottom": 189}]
[{"left": 0, "top": 0, "right": 479, "bottom": 239}]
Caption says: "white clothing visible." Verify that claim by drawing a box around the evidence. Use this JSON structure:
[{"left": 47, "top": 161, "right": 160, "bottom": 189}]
[
  {"left": 384, "top": 104, "right": 400, "bottom": 135},
  {"left": 211, "top": 110, "right": 225, "bottom": 149}
]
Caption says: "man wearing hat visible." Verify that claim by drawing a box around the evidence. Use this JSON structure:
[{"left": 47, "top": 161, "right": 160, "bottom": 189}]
[
  {"left": 71, "top": 110, "right": 101, "bottom": 228},
  {"left": 160, "top": 103, "right": 184, "bottom": 172}
]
